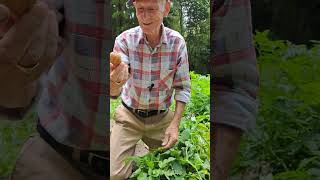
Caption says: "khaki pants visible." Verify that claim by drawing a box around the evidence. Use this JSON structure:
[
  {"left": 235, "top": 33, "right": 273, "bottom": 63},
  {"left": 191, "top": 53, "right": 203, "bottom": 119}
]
[
  {"left": 110, "top": 105, "right": 173, "bottom": 180},
  {"left": 10, "top": 135, "right": 105, "bottom": 180}
]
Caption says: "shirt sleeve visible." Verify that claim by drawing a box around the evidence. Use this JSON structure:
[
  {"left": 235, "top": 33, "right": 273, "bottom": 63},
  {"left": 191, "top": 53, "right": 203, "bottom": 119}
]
[
  {"left": 212, "top": 0, "right": 259, "bottom": 132},
  {"left": 113, "top": 34, "right": 129, "bottom": 64},
  {"left": 173, "top": 40, "right": 191, "bottom": 104}
]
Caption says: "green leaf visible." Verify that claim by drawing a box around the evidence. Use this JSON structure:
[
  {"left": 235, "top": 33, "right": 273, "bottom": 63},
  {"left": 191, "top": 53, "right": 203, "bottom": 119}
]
[
  {"left": 172, "top": 161, "right": 186, "bottom": 175},
  {"left": 137, "top": 172, "right": 147, "bottom": 180}
]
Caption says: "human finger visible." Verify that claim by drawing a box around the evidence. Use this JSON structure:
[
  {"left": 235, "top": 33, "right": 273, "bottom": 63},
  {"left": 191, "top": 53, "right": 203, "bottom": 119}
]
[
  {"left": 0, "top": 2, "right": 49, "bottom": 63},
  {"left": 26, "top": 10, "right": 58, "bottom": 81},
  {"left": 161, "top": 132, "right": 170, "bottom": 147},
  {"left": 18, "top": 11, "right": 48, "bottom": 67}
]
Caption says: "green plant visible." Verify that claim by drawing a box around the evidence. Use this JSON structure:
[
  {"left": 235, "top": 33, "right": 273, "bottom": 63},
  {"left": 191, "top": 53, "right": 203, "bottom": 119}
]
[{"left": 230, "top": 30, "right": 320, "bottom": 179}]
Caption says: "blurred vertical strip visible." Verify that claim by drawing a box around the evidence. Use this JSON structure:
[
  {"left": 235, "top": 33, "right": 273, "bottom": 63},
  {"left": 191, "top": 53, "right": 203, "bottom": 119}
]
[{"left": 211, "top": 0, "right": 259, "bottom": 178}]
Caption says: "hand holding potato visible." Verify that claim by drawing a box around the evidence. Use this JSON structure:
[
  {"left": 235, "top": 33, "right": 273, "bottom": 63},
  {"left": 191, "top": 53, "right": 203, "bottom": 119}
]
[
  {"left": 110, "top": 52, "right": 129, "bottom": 96},
  {"left": 0, "top": 1, "right": 59, "bottom": 108},
  {"left": 110, "top": 52, "right": 122, "bottom": 67}
]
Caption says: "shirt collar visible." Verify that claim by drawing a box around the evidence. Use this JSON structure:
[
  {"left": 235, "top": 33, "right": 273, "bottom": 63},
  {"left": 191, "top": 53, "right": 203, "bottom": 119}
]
[{"left": 138, "top": 24, "right": 168, "bottom": 45}]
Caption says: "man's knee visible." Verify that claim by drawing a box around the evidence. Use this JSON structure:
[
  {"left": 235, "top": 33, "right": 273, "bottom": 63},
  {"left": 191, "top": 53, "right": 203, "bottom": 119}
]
[{"left": 110, "top": 160, "right": 133, "bottom": 180}]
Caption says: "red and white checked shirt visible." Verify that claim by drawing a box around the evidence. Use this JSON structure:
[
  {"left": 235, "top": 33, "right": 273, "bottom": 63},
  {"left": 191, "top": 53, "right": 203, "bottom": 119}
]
[
  {"left": 37, "top": 0, "right": 112, "bottom": 150},
  {"left": 113, "top": 25, "right": 191, "bottom": 110}
]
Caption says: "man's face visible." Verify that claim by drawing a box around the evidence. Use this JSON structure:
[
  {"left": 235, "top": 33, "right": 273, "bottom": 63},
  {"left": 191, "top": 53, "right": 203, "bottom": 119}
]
[{"left": 134, "top": 0, "right": 170, "bottom": 37}]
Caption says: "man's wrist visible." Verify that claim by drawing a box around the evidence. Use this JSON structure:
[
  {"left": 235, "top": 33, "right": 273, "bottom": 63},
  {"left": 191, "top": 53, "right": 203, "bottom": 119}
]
[
  {"left": 170, "top": 119, "right": 181, "bottom": 128},
  {"left": 110, "top": 80, "right": 123, "bottom": 97}
]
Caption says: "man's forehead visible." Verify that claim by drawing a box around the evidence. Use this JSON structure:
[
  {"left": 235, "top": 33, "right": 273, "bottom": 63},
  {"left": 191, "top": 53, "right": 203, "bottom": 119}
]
[{"left": 127, "top": 0, "right": 169, "bottom": 6}]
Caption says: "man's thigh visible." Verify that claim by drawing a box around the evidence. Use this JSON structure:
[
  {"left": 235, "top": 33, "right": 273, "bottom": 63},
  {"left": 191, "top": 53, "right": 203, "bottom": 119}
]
[
  {"left": 110, "top": 105, "right": 144, "bottom": 179},
  {"left": 10, "top": 135, "right": 88, "bottom": 180}
]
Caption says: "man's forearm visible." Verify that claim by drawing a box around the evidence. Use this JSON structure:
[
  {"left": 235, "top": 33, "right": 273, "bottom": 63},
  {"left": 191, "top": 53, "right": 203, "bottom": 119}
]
[{"left": 171, "top": 100, "right": 186, "bottom": 127}]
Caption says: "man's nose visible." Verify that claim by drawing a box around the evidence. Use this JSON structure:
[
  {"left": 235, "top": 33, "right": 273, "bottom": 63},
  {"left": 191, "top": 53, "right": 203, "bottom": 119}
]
[{"left": 142, "top": 10, "right": 148, "bottom": 18}]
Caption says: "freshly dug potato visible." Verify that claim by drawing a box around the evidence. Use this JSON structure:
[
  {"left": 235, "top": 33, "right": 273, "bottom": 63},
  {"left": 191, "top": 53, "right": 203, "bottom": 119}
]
[
  {"left": 0, "top": 0, "right": 36, "bottom": 17},
  {"left": 110, "top": 52, "right": 121, "bottom": 66}
]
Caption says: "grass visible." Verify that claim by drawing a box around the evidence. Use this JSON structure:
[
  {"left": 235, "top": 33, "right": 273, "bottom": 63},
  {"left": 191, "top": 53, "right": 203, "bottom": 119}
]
[{"left": 0, "top": 109, "right": 36, "bottom": 179}]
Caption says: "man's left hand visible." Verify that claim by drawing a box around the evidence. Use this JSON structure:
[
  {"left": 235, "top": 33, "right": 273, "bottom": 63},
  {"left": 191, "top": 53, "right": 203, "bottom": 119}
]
[{"left": 162, "top": 123, "right": 179, "bottom": 149}]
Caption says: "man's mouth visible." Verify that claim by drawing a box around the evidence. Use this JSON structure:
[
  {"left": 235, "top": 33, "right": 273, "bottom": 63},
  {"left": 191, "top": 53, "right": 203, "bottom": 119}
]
[{"left": 143, "top": 22, "right": 152, "bottom": 26}]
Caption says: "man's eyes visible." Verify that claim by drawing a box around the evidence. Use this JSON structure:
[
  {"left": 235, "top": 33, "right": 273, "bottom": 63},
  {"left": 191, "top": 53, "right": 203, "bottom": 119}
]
[{"left": 137, "top": 8, "right": 158, "bottom": 12}]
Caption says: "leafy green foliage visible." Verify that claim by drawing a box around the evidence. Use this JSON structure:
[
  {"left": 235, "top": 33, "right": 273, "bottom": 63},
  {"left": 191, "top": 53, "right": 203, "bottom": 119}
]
[
  {"left": 170, "top": 0, "right": 210, "bottom": 74},
  {"left": 0, "top": 111, "right": 36, "bottom": 179},
  {"left": 230, "top": 31, "right": 320, "bottom": 179}
]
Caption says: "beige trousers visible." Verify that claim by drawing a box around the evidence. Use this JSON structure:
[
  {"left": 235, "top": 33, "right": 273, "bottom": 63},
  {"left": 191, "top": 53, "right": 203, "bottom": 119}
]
[
  {"left": 10, "top": 135, "right": 105, "bottom": 180},
  {"left": 110, "top": 105, "right": 173, "bottom": 180}
]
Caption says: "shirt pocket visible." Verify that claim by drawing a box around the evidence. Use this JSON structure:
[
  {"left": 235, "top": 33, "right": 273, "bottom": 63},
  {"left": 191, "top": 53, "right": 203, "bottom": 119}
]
[{"left": 159, "top": 69, "right": 175, "bottom": 91}]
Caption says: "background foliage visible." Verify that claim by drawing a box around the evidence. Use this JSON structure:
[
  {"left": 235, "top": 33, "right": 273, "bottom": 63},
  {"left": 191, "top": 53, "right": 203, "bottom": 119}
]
[{"left": 230, "top": 31, "right": 320, "bottom": 180}]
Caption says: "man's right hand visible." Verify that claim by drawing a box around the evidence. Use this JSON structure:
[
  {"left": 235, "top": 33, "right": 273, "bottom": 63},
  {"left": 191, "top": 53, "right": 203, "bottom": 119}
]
[
  {"left": 0, "top": 1, "right": 59, "bottom": 108},
  {"left": 110, "top": 62, "right": 129, "bottom": 97},
  {"left": 0, "top": 1, "right": 58, "bottom": 82}
]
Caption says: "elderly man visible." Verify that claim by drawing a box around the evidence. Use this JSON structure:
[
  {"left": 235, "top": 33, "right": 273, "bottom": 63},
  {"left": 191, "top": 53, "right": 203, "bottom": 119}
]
[{"left": 109, "top": 0, "right": 191, "bottom": 179}]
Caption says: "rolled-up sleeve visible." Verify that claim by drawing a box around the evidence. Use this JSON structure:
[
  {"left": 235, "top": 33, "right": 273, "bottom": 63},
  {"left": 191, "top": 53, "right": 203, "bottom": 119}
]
[
  {"left": 173, "top": 41, "right": 191, "bottom": 104},
  {"left": 212, "top": 0, "right": 259, "bottom": 132},
  {"left": 113, "top": 35, "right": 129, "bottom": 64}
]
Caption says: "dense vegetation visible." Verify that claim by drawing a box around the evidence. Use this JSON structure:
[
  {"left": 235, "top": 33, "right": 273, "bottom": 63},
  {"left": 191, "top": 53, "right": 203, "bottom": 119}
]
[{"left": 230, "top": 31, "right": 320, "bottom": 179}]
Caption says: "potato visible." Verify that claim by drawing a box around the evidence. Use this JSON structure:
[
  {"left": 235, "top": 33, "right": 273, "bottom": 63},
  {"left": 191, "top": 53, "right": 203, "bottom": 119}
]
[
  {"left": 110, "top": 52, "right": 121, "bottom": 66},
  {"left": 0, "top": 0, "right": 36, "bottom": 17}
]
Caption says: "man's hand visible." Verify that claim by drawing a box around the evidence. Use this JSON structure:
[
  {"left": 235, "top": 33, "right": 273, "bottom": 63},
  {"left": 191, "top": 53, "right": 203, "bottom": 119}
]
[
  {"left": 0, "top": 1, "right": 59, "bottom": 108},
  {"left": 161, "top": 123, "right": 179, "bottom": 149},
  {"left": 161, "top": 101, "right": 186, "bottom": 149},
  {"left": 0, "top": 1, "right": 58, "bottom": 81},
  {"left": 110, "top": 62, "right": 129, "bottom": 96}
]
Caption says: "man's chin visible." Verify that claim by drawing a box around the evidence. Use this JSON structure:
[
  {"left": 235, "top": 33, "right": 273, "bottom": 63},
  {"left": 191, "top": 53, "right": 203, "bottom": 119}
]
[{"left": 140, "top": 28, "right": 152, "bottom": 35}]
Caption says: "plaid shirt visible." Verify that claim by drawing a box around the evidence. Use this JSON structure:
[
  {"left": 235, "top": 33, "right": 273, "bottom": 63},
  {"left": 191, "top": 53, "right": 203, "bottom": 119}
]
[
  {"left": 211, "top": 0, "right": 259, "bottom": 131},
  {"left": 37, "top": 0, "right": 112, "bottom": 150},
  {"left": 113, "top": 25, "right": 191, "bottom": 110}
]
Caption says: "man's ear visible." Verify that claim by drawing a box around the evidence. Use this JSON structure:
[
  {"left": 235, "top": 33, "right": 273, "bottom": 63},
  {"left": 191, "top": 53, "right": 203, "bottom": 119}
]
[{"left": 163, "top": 1, "right": 171, "bottom": 17}]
